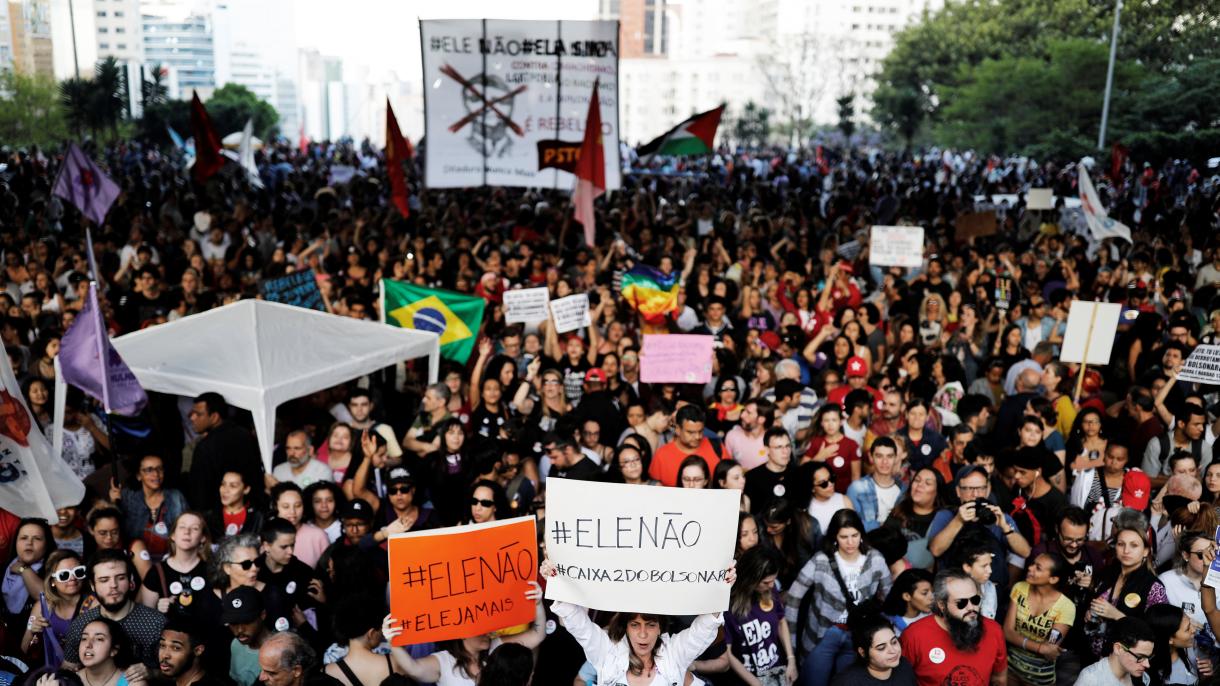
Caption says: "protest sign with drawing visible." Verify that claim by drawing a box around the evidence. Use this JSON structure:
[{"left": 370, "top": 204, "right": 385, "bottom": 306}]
[
  {"left": 1177, "top": 344, "right": 1220, "bottom": 385},
  {"left": 503, "top": 287, "right": 550, "bottom": 324},
  {"left": 869, "top": 226, "right": 925, "bottom": 268},
  {"left": 388, "top": 516, "right": 538, "bottom": 644},
  {"left": 550, "top": 293, "right": 591, "bottom": 334},
  {"left": 640, "top": 334, "right": 714, "bottom": 384},
  {"left": 543, "top": 479, "right": 738, "bottom": 614},
  {"left": 261, "top": 270, "right": 325, "bottom": 311}
]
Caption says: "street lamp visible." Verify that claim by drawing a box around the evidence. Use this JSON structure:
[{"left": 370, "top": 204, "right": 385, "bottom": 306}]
[{"left": 1097, "top": 0, "right": 1122, "bottom": 150}]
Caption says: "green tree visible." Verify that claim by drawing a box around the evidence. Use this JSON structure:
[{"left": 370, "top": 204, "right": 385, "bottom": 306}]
[
  {"left": 92, "top": 56, "right": 127, "bottom": 134},
  {"left": 836, "top": 94, "right": 856, "bottom": 141},
  {"left": 59, "top": 77, "right": 96, "bottom": 138},
  {"left": 138, "top": 99, "right": 191, "bottom": 145},
  {"left": 731, "top": 101, "right": 772, "bottom": 148},
  {"left": 0, "top": 71, "right": 69, "bottom": 147},
  {"left": 207, "top": 83, "right": 279, "bottom": 140},
  {"left": 141, "top": 63, "right": 169, "bottom": 108}
]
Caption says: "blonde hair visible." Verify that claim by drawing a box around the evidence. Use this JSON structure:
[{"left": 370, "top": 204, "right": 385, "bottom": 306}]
[
  {"left": 166, "top": 511, "right": 212, "bottom": 563},
  {"left": 42, "top": 550, "right": 85, "bottom": 609}
]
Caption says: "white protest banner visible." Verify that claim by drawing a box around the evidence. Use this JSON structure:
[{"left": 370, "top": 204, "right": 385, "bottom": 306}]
[
  {"left": 869, "top": 226, "right": 925, "bottom": 268},
  {"left": 420, "top": 19, "right": 621, "bottom": 190},
  {"left": 1206, "top": 525, "right": 1220, "bottom": 590},
  {"left": 640, "top": 334, "right": 714, "bottom": 384},
  {"left": 550, "top": 293, "right": 591, "bottom": 334},
  {"left": 1178, "top": 344, "right": 1220, "bottom": 385},
  {"left": 1059, "top": 301, "right": 1122, "bottom": 365},
  {"left": 1026, "top": 188, "right": 1054, "bottom": 210},
  {"left": 543, "top": 479, "right": 738, "bottom": 614},
  {"left": 503, "top": 287, "right": 550, "bottom": 324}
]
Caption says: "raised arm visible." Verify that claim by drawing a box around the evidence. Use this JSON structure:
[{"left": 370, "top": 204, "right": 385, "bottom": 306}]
[
  {"left": 382, "top": 615, "right": 442, "bottom": 683},
  {"left": 500, "top": 582, "right": 548, "bottom": 649},
  {"left": 469, "top": 338, "right": 493, "bottom": 407}
]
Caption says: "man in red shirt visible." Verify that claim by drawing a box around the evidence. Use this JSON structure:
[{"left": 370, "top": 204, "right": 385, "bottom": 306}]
[
  {"left": 901, "top": 569, "right": 1007, "bottom": 686},
  {"left": 649, "top": 405, "right": 721, "bottom": 487}
]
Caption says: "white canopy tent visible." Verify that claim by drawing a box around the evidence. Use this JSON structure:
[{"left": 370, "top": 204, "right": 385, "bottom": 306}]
[{"left": 111, "top": 300, "right": 440, "bottom": 471}]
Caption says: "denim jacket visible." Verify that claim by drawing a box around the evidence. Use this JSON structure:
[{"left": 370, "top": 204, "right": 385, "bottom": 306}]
[
  {"left": 846, "top": 475, "right": 907, "bottom": 531},
  {"left": 119, "top": 487, "right": 189, "bottom": 543}
]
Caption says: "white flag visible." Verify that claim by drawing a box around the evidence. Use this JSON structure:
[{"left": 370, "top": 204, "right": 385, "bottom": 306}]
[
  {"left": 1077, "top": 163, "right": 1132, "bottom": 243},
  {"left": 0, "top": 351, "right": 86, "bottom": 520},
  {"left": 238, "top": 119, "right": 264, "bottom": 189}
]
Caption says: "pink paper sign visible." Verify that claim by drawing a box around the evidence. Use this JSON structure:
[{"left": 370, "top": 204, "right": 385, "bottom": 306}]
[{"left": 640, "top": 334, "right": 715, "bottom": 384}]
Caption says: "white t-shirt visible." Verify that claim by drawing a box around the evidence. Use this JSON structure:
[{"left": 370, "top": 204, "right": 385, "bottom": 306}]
[
  {"left": 1159, "top": 569, "right": 1204, "bottom": 626},
  {"left": 875, "top": 482, "right": 902, "bottom": 522},
  {"left": 843, "top": 421, "right": 866, "bottom": 456},
  {"left": 833, "top": 551, "right": 867, "bottom": 621},
  {"left": 808, "top": 494, "right": 850, "bottom": 534}
]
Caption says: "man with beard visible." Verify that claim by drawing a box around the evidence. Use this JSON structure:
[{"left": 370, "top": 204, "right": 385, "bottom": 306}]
[
  {"left": 63, "top": 550, "right": 166, "bottom": 671},
  {"left": 223, "top": 586, "right": 271, "bottom": 686},
  {"left": 158, "top": 616, "right": 227, "bottom": 686},
  {"left": 900, "top": 569, "right": 1007, "bottom": 686}
]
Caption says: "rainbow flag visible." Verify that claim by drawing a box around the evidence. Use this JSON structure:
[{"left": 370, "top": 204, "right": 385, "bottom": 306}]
[{"left": 620, "top": 264, "right": 679, "bottom": 323}]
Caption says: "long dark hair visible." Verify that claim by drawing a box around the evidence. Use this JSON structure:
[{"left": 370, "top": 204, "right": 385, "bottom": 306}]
[
  {"left": 730, "top": 546, "right": 781, "bottom": 619},
  {"left": 821, "top": 509, "right": 870, "bottom": 557},
  {"left": 476, "top": 642, "right": 533, "bottom": 686},
  {"left": 848, "top": 605, "right": 897, "bottom": 664},
  {"left": 1145, "top": 604, "right": 1187, "bottom": 686},
  {"left": 10, "top": 518, "right": 56, "bottom": 566},
  {"left": 606, "top": 443, "right": 651, "bottom": 484},
  {"left": 887, "top": 467, "right": 945, "bottom": 531},
  {"left": 882, "top": 569, "right": 933, "bottom": 617},
  {"left": 437, "top": 638, "right": 486, "bottom": 679},
  {"left": 607, "top": 612, "right": 669, "bottom": 676},
  {"left": 81, "top": 617, "right": 137, "bottom": 669}
]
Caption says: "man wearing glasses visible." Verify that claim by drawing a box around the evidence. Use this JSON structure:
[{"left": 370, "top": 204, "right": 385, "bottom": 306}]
[
  {"left": 927, "top": 465, "right": 1031, "bottom": 590},
  {"left": 1072, "top": 616, "right": 1156, "bottom": 686},
  {"left": 901, "top": 569, "right": 1007, "bottom": 686}
]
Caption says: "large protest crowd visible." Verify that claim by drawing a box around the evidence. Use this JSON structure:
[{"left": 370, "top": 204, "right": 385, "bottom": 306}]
[{"left": 0, "top": 132, "right": 1218, "bottom": 686}]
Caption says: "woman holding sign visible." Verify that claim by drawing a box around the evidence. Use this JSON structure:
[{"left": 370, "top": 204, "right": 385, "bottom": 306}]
[{"left": 539, "top": 558, "right": 737, "bottom": 686}]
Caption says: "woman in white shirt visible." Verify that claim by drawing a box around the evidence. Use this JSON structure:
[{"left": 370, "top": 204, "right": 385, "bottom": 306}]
[
  {"left": 540, "top": 558, "right": 736, "bottom": 686},
  {"left": 1159, "top": 531, "right": 1211, "bottom": 630}
]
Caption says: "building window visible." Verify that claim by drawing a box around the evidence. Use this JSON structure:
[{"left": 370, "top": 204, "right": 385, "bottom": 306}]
[
  {"left": 117, "top": 43, "right": 126, "bottom": 49},
  {"left": 97, "top": 10, "right": 106, "bottom": 16},
  {"left": 115, "top": 27, "right": 124, "bottom": 32},
  {"left": 115, "top": 10, "right": 124, "bottom": 16},
  {"left": 98, "top": 27, "right": 108, "bottom": 33},
  {"left": 99, "top": 42, "right": 109, "bottom": 49}
]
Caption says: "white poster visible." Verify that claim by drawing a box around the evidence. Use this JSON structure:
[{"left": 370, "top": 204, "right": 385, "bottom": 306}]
[
  {"left": 543, "top": 479, "right": 738, "bottom": 614},
  {"left": 869, "top": 226, "right": 925, "bottom": 268},
  {"left": 1026, "top": 188, "right": 1054, "bottom": 210},
  {"left": 1059, "top": 301, "right": 1122, "bottom": 365},
  {"left": 420, "top": 19, "right": 621, "bottom": 190},
  {"left": 1177, "top": 344, "right": 1220, "bottom": 385},
  {"left": 550, "top": 293, "right": 591, "bottom": 334},
  {"left": 503, "top": 287, "right": 550, "bottom": 324}
]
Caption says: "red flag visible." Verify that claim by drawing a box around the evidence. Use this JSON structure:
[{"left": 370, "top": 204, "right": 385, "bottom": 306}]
[
  {"left": 298, "top": 118, "right": 308, "bottom": 156},
  {"left": 1110, "top": 143, "right": 1128, "bottom": 183},
  {"left": 815, "top": 145, "right": 830, "bottom": 175},
  {"left": 189, "top": 91, "right": 224, "bottom": 184},
  {"left": 572, "top": 78, "right": 605, "bottom": 248},
  {"left": 385, "top": 98, "right": 410, "bottom": 219}
]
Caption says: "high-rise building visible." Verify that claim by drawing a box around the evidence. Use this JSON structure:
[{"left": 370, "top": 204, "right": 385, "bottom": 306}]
[
  {"left": 8, "top": 0, "right": 54, "bottom": 77},
  {"left": 599, "top": 0, "right": 667, "bottom": 58},
  {"left": 94, "top": 0, "right": 142, "bottom": 64},
  {"left": 140, "top": 0, "right": 214, "bottom": 98},
  {"left": 0, "top": 2, "right": 14, "bottom": 71}
]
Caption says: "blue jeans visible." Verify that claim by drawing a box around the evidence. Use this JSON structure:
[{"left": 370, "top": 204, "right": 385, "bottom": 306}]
[{"left": 800, "top": 626, "right": 855, "bottom": 686}]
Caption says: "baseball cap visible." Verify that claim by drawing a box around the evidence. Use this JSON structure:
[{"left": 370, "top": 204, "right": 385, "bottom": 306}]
[
  {"left": 386, "top": 466, "right": 413, "bottom": 486},
  {"left": 584, "top": 368, "right": 607, "bottom": 383},
  {"left": 845, "top": 356, "right": 868, "bottom": 378},
  {"left": 1121, "top": 470, "right": 1151, "bottom": 510},
  {"left": 759, "top": 331, "right": 781, "bottom": 352},
  {"left": 340, "top": 499, "right": 374, "bottom": 522},
  {"left": 220, "top": 586, "right": 263, "bottom": 625}
]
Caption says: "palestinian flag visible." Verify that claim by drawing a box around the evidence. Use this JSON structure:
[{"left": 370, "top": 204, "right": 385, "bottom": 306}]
[
  {"left": 637, "top": 105, "right": 725, "bottom": 159},
  {"left": 620, "top": 264, "right": 679, "bottom": 324},
  {"left": 381, "top": 279, "right": 485, "bottom": 363}
]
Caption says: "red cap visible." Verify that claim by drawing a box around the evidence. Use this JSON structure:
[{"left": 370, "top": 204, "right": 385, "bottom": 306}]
[
  {"left": 759, "top": 331, "right": 781, "bottom": 352},
  {"left": 1121, "top": 470, "right": 1151, "bottom": 510},
  {"left": 846, "top": 356, "right": 868, "bottom": 378},
  {"left": 584, "top": 368, "right": 607, "bottom": 383},
  {"left": 837, "top": 260, "right": 855, "bottom": 275}
]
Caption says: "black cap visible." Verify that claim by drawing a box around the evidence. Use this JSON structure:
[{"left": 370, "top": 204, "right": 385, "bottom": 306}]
[
  {"left": 220, "top": 586, "right": 262, "bottom": 625},
  {"left": 340, "top": 499, "right": 374, "bottom": 521},
  {"left": 386, "top": 466, "right": 414, "bottom": 486}
]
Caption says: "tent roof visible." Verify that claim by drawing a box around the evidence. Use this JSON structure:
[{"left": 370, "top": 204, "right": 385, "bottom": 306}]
[{"left": 113, "top": 299, "right": 439, "bottom": 468}]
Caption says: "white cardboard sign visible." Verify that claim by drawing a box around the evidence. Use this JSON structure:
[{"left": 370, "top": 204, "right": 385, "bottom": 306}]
[
  {"left": 869, "top": 226, "right": 925, "bottom": 268},
  {"left": 1177, "top": 344, "right": 1220, "bottom": 385},
  {"left": 550, "top": 294, "right": 591, "bottom": 334},
  {"left": 1059, "top": 301, "right": 1122, "bottom": 365},
  {"left": 1026, "top": 188, "right": 1055, "bottom": 210},
  {"left": 543, "top": 479, "right": 738, "bottom": 614},
  {"left": 503, "top": 287, "right": 550, "bottom": 324}
]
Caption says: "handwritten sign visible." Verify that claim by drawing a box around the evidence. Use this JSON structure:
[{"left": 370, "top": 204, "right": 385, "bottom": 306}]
[
  {"left": 640, "top": 334, "right": 714, "bottom": 384},
  {"left": 388, "top": 516, "right": 537, "bottom": 644},
  {"left": 261, "top": 270, "right": 325, "bottom": 311},
  {"left": 550, "top": 294, "right": 591, "bottom": 334},
  {"left": 1178, "top": 344, "right": 1220, "bottom": 385},
  {"left": 503, "top": 287, "right": 550, "bottom": 324},
  {"left": 869, "top": 226, "right": 925, "bottom": 268},
  {"left": 1026, "top": 188, "right": 1055, "bottom": 211},
  {"left": 955, "top": 211, "right": 997, "bottom": 240},
  {"left": 543, "top": 479, "right": 738, "bottom": 614},
  {"left": 1059, "top": 301, "right": 1122, "bottom": 365}
]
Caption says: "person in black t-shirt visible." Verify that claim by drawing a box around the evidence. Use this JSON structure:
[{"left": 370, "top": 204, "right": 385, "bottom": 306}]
[
  {"left": 745, "top": 428, "right": 798, "bottom": 516},
  {"left": 831, "top": 611, "right": 917, "bottom": 686}
]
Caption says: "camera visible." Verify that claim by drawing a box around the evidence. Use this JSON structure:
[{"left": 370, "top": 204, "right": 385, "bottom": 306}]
[{"left": 972, "top": 498, "right": 996, "bottom": 526}]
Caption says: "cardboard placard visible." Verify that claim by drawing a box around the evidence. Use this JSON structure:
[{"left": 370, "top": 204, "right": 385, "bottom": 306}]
[
  {"left": 503, "top": 287, "right": 550, "bottom": 324},
  {"left": 261, "top": 270, "right": 325, "bottom": 311},
  {"left": 869, "top": 226, "right": 925, "bottom": 268},
  {"left": 550, "top": 294, "right": 591, "bottom": 334},
  {"left": 543, "top": 479, "right": 738, "bottom": 614},
  {"left": 388, "top": 517, "right": 538, "bottom": 644},
  {"left": 640, "top": 334, "right": 714, "bottom": 384},
  {"left": 1177, "top": 344, "right": 1220, "bottom": 385},
  {"left": 955, "top": 211, "right": 998, "bottom": 240},
  {"left": 1026, "top": 188, "right": 1054, "bottom": 211},
  {"left": 1059, "top": 301, "right": 1122, "bottom": 365}
]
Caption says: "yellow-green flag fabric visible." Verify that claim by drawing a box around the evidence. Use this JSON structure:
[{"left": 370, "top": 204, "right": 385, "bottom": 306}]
[{"left": 381, "top": 279, "right": 485, "bottom": 363}]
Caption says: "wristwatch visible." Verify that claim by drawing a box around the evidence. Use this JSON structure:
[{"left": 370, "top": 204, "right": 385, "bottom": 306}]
[{"left": 14, "top": 563, "right": 26, "bottom": 574}]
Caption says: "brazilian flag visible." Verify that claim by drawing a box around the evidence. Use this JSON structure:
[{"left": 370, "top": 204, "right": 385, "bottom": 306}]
[{"left": 381, "top": 279, "right": 485, "bottom": 363}]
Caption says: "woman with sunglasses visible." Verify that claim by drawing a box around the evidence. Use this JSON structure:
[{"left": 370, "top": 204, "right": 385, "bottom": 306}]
[
  {"left": 1004, "top": 553, "right": 1075, "bottom": 686},
  {"left": 111, "top": 455, "right": 187, "bottom": 561},
  {"left": 138, "top": 512, "right": 212, "bottom": 614},
  {"left": 381, "top": 469, "right": 436, "bottom": 534},
  {"left": 802, "top": 462, "right": 854, "bottom": 536},
  {"left": 605, "top": 443, "right": 657, "bottom": 486},
  {"left": 463, "top": 480, "right": 508, "bottom": 526},
  {"left": 707, "top": 376, "right": 744, "bottom": 437},
  {"left": 1159, "top": 531, "right": 1212, "bottom": 643},
  {"left": 1085, "top": 511, "right": 1168, "bottom": 660},
  {"left": 21, "top": 551, "right": 88, "bottom": 667},
  {"left": 785, "top": 509, "right": 892, "bottom": 686}
]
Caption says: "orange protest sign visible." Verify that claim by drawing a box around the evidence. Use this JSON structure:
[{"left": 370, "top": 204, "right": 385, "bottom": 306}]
[{"left": 387, "top": 516, "right": 538, "bottom": 644}]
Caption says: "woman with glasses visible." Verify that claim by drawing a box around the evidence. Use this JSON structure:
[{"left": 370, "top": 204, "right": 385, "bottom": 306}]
[
  {"left": 20, "top": 550, "right": 88, "bottom": 667},
  {"left": 138, "top": 511, "right": 212, "bottom": 614},
  {"left": 463, "top": 480, "right": 508, "bottom": 526},
  {"left": 802, "top": 462, "right": 854, "bottom": 536},
  {"left": 785, "top": 509, "right": 892, "bottom": 686},
  {"left": 1003, "top": 552, "right": 1075, "bottom": 686},
  {"left": 605, "top": 443, "right": 656, "bottom": 486},
  {"left": 380, "top": 469, "right": 436, "bottom": 534},
  {"left": 1085, "top": 510, "right": 1168, "bottom": 660},
  {"left": 111, "top": 455, "right": 187, "bottom": 561},
  {"left": 678, "top": 455, "right": 711, "bottom": 489}
]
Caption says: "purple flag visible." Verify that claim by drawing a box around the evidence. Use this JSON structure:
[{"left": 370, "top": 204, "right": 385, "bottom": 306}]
[
  {"left": 59, "top": 283, "right": 147, "bottom": 415},
  {"left": 52, "top": 143, "right": 121, "bottom": 226}
]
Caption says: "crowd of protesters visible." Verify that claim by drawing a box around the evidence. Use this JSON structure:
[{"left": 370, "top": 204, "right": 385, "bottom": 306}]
[{"left": 0, "top": 135, "right": 1217, "bottom": 686}]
